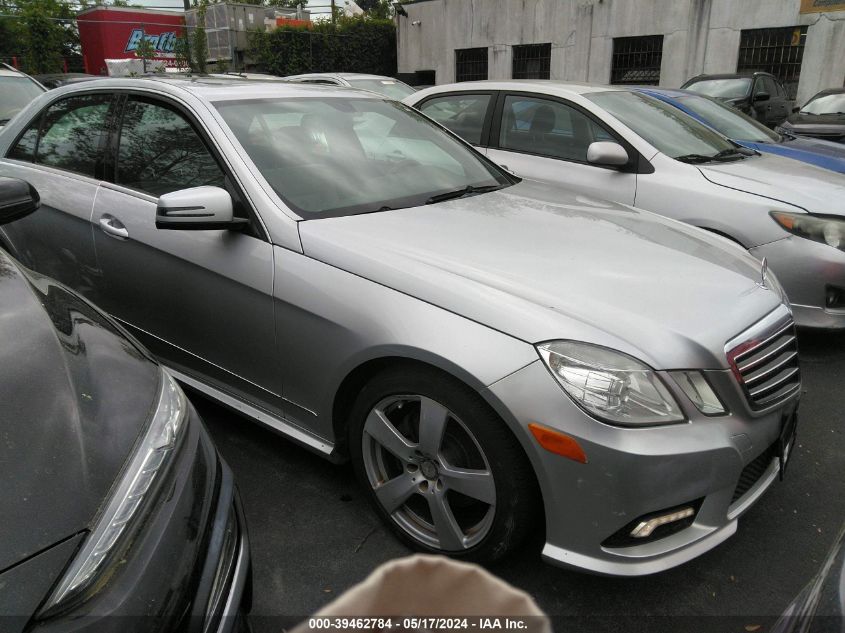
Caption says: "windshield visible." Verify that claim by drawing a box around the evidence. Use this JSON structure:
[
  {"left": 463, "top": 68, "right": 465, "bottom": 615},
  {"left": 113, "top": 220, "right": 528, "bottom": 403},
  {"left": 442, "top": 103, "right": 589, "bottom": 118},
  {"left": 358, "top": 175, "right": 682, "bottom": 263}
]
[
  {"left": 684, "top": 78, "right": 751, "bottom": 100},
  {"left": 801, "top": 92, "right": 845, "bottom": 115},
  {"left": 214, "top": 97, "right": 511, "bottom": 217},
  {"left": 0, "top": 76, "right": 45, "bottom": 124},
  {"left": 676, "top": 94, "right": 779, "bottom": 142},
  {"left": 347, "top": 78, "right": 416, "bottom": 100},
  {"left": 586, "top": 90, "right": 736, "bottom": 159}
]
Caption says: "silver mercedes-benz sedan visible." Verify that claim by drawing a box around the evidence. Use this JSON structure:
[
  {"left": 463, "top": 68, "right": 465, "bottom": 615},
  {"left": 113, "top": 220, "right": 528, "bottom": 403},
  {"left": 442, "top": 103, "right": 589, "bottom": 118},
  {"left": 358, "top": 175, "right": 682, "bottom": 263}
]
[
  {"left": 404, "top": 81, "right": 845, "bottom": 330},
  {"left": 0, "top": 78, "right": 800, "bottom": 575}
]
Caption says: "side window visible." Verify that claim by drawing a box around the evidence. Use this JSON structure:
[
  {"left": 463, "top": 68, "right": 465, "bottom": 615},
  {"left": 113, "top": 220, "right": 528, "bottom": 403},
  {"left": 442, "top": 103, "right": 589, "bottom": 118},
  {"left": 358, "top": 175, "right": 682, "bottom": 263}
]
[
  {"left": 7, "top": 119, "right": 40, "bottom": 162},
  {"left": 419, "top": 94, "right": 491, "bottom": 145},
  {"left": 32, "top": 95, "right": 111, "bottom": 177},
  {"left": 498, "top": 95, "right": 609, "bottom": 162},
  {"left": 116, "top": 98, "right": 225, "bottom": 197},
  {"left": 754, "top": 77, "right": 776, "bottom": 97}
]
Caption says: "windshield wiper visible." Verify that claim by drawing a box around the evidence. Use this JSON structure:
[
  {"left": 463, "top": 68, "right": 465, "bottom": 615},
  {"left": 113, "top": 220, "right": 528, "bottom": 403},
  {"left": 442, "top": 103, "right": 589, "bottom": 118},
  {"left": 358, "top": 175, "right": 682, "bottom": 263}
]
[
  {"left": 0, "top": 119, "right": 10, "bottom": 126},
  {"left": 425, "top": 184, "right": 502, "bottom": 205},
  {"left": 675, "top": 148, "right": 754, "bottom": 164}
]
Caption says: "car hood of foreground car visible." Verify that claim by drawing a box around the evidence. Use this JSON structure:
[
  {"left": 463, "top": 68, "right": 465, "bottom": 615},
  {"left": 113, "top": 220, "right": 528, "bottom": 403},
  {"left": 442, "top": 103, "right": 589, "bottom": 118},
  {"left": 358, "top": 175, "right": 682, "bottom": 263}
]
[
  {"left": 299, "top": 180, "right": 784, "bottom": 371},
  {"left": 0, "top": 253, "right": 160, "bottom": 571},
  {"left": 699, "top": 152, "right": 845, "bottom": 216}
]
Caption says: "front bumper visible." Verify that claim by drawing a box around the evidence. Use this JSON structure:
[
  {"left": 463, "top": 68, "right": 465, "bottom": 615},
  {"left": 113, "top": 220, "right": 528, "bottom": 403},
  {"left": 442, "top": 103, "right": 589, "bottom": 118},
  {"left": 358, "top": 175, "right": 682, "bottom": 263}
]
[
  {"left": 750, "top": 236, "right": 845, "bottom": 330},
  {"left": 485, "top": 356, "right": 798, "bottom": 576},
  {"left": 31, "top": 406, "right": 252, "bottom": 632}
]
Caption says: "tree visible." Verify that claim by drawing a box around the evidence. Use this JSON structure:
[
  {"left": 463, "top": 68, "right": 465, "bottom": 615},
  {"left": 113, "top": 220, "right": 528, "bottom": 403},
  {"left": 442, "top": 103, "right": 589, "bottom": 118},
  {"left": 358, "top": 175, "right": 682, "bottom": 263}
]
[
  {"left": 265, "top": 0, "right": 308, "bottom": 7},
  {"left": 134, "top": 36, "right": 156, "bottom": 74},
  {"left": 20, "top": 0, "right": 65, "bottom": 74},
  {"left": 191, "top": 0, "right": 209, "bottom": 74},
  {"left": 173, "top": 35, "right": 192, "bottom": 72}
]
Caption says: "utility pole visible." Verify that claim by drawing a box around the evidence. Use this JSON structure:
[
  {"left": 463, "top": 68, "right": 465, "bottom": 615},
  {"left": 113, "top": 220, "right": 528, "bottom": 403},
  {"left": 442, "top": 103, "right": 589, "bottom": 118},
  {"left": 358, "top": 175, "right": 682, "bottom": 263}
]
[
  {"left": 183, "top": 0, "right": 190, "bottom": 12},
  {"left": 331, "top": 0, "right": 336, "bottom": 26}
]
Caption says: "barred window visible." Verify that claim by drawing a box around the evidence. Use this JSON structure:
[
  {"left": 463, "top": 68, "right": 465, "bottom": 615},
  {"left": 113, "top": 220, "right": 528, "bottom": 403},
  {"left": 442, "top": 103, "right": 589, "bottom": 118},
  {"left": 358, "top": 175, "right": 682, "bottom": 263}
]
[
  {"left": 737, "top": 27, "right": 807, "bottom": 99},
  {"left": 611, "top": 35, "right": 663, "bottom": 85},
  {"left": 512, "top": 43, "right": 551, "bottom": 80},
  {"left": 455, "top": 48, "right": 488, "bottom": 82}
]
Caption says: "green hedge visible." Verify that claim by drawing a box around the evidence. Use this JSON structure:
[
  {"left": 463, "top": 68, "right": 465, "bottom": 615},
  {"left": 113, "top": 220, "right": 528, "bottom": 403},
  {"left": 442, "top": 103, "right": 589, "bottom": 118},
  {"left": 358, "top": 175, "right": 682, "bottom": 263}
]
[{"left": 248, "top": 17, "right": 396, "bottom": 77}]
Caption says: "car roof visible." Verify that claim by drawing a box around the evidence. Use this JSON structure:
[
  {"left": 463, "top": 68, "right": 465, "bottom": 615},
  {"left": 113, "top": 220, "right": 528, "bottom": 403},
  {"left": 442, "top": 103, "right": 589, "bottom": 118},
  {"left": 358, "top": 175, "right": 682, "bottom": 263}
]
[
  {"left": 288, "top": 72, "right": 401, "bottom": 81},
  {"left": 416, "top": 80, "right": 626, "bottom": 97},
  {"left": 0, "top": 67, "right": 30, "bottom": 78},
  {"left": 811, "top": 87, "right": 845, "bottom": 97},
  {"left": 48, "top": 76, "right": 383, "bottom": 102}
]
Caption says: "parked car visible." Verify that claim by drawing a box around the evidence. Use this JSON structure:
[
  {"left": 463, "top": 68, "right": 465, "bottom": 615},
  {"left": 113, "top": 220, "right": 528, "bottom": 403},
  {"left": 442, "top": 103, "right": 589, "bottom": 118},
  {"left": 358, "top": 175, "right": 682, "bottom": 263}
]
[
  {"left": 284, "top": 72, "right": 417, "bottom": 99},
  {"left": 637, "top": 87, "right": 845, "bottom": 174},
  {"left": 777, "top": 88, "right": 845, "bottom": 144},
  {"left": 405, "top": 81, "right": 845, "bottom": 330},
  {"left": 0, "top": 77, "right": 800, "bottom": 575},
  {"left": 0, "top": 176, "right": 251, "bottom": 631},
  {"left": 33, "top": 72, "right": 98, "bottom": 90},
  {"left": 0, "top": 64, "right": 45, "bottom": 129},
  {"left": 772, "top": 521, "right": 845, "bottom": 633},
  {"left": 681, "top": 72, "right": 793, "bottom": 128}
]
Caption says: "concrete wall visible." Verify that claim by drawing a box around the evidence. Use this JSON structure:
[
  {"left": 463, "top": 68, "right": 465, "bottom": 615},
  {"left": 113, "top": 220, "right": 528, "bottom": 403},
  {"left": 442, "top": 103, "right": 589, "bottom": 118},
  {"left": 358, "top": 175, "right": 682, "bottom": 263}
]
[{"left": 397, "top": 0, "right": 845, "bottom": 104}]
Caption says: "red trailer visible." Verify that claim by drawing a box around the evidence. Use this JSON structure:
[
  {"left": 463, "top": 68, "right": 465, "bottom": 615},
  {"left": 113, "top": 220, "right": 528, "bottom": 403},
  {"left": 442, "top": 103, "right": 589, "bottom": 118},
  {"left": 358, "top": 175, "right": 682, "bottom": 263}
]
[{"left": 77, "top": 6, "right": 186, "bottom": 75}]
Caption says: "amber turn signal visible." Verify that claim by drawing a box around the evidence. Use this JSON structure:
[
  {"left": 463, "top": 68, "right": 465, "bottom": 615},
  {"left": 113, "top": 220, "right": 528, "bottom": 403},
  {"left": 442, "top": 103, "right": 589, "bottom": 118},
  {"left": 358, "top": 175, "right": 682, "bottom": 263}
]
[{"left": 528, "top": 423, "right": 587, "bottom": 463}]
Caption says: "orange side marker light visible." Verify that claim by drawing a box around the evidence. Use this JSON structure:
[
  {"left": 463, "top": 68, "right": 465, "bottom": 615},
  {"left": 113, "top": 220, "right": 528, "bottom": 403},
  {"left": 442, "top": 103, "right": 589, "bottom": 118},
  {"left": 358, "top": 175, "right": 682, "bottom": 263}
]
[{"left": 528, "top": 423, "right": 587, "bottom": 464}]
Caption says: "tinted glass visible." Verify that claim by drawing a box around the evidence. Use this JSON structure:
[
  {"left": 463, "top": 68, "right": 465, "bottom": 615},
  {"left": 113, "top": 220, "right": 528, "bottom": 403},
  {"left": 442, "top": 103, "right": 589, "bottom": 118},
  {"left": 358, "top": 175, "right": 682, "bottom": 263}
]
[
  {"left": 419, "top": 94, "right": 491, "bottom": 145},
  {"left": 36, "top": 94, "right": 111, "bottom": 177},
  {"left": 0, "top": 76, "right": 45, "bottom": 124},
  {"left": 756, "top": 77, "right": 777, "bottom": 97},
  {"left": 7, "top": 121, "right": 40, "bottom": 162},
  {"left": 685, "top": 78, "right": 751, "bottom": 100},
  {"left": 587, "top": 90, "right": 735, "bottom": 159},
  {"left": 499, "top": 96, "right": 612, "bottom": 162},
  {"left": 675, "top": 94, "right": 779, "bottom": 142},
  {"left": 214, "top": 97, "right": 510, "bottom": 217},
  {"left": 117, "top": 98, "right": 224, "bottom": 196},
  {"left": 346, "top": 78, "right": 416, "bottom": 100},
  {"left": 801, "top": 92, "right": 845, "bottom": 115}
]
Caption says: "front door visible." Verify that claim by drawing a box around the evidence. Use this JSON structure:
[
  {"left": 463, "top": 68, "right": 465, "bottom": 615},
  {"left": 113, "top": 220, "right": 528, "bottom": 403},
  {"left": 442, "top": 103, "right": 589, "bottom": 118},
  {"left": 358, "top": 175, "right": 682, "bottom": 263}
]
[
  {"left": 486, "top": 94, "right": 636, "bottom": 205},
  {"left": 90, "top": 94, "right": 280, "bottom": 409}
]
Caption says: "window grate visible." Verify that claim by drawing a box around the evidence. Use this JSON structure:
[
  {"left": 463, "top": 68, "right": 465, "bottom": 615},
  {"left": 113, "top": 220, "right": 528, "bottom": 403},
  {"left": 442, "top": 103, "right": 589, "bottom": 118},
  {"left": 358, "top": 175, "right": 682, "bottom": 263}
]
[
  {"left": 611, "top": 35, "right": 663, "bottom": 85},
  {"left": 737, "top": 26, "right": 807, "bottom": 99},
  {"left": 455, "top": 47, "right": 488, "bottom": 82},
  {"left": 512, "top": 43, "right": 551, "bottom": 80}
]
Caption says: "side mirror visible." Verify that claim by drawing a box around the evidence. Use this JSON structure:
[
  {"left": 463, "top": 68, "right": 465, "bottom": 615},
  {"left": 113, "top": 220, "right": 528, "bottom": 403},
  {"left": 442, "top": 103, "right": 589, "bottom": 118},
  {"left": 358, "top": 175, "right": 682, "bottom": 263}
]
[
  {"left": 0, "top": 177, "right": 40, "bottom": 225},
  {"left": 792, "top": 106, "right": 800, "bottom": 114},
  {"left": 586, "top": 141, "right": 629, "bottom": 167},
  {"left": 155, "top": 186, "right": 248, "bottom": 230},
  {"left": 753, "top": 92, "right": 771, "bottom": 103}
]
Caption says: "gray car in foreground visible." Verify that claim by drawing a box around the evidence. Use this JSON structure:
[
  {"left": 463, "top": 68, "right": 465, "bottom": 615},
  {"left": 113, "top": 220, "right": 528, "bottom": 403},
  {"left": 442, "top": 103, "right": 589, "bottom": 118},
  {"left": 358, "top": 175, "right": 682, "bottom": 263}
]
[{"left": 0, "top": 78, "right": 800, "bottom": 575}]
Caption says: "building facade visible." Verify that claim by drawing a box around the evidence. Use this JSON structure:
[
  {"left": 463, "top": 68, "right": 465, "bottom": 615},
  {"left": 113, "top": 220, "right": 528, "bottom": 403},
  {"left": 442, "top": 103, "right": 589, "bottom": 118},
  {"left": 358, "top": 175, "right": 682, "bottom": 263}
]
[{"left": 396, "top": 0, "right": 845, "bottom": 104}]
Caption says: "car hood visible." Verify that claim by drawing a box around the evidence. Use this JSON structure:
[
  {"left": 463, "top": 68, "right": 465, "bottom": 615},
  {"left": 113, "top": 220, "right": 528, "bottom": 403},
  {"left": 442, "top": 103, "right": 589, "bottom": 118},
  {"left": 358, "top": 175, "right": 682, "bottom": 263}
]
[
  {"left": 299, "top": 180, "right": 784, "bottom": 370},
  {"left": 698, "top": 153, "right": 845, "bottom": 216},
  {"left": 781, "top": 115, "right": 845, "bottom": 140},
  {"left": 0, "top": 254, "right": 159, "bottom": 571}
]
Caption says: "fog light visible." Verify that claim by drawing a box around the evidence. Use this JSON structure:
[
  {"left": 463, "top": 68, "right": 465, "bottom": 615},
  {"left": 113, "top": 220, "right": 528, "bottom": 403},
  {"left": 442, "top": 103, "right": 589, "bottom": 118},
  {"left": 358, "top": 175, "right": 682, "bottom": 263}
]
[
  {"left": 630, "top": 507, "right": 695, "bottom": 539},
  {"left": 827, "top": 285, "right": 845, "bottom": 310}
]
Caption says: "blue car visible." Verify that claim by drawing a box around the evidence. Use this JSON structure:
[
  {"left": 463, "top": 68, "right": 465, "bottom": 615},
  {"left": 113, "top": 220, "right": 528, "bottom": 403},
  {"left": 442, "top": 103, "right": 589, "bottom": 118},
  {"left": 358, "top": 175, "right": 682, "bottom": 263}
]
[{"left": 637, "top": 87, "right": 845, "bottom": 174}]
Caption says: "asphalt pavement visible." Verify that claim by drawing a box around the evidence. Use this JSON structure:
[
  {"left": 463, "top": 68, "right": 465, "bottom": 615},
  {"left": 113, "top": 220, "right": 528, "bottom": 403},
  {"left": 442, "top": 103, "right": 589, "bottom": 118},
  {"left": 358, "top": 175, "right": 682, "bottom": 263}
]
[{"left": 198, "top": 328, "right": 845, "bottom": 631}]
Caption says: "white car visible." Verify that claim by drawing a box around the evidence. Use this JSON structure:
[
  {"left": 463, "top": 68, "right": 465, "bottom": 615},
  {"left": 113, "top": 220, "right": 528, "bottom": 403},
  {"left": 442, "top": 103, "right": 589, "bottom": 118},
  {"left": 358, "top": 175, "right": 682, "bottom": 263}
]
[
  {"left": 404, "top": 81, "right": 845, "bottom": 330},
  {"left": 285, "top": 72, "right": 416, "bottom": 100},
  {"left": 0, "top": 64, "right": 45, "bottom": 129}
]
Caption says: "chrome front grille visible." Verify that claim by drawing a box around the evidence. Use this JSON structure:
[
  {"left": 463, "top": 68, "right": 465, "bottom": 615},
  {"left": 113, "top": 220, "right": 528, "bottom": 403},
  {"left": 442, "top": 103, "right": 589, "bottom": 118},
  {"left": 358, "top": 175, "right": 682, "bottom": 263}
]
[{"left": 727, "top": 313, "right": 801, "bottom": 410}]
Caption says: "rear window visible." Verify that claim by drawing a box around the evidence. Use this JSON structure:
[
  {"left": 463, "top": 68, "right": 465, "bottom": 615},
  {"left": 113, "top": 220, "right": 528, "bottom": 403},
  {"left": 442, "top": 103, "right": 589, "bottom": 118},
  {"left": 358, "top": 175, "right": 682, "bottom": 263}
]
[{"left": 0, "top": 76, "right": 45, "bottom": 125}]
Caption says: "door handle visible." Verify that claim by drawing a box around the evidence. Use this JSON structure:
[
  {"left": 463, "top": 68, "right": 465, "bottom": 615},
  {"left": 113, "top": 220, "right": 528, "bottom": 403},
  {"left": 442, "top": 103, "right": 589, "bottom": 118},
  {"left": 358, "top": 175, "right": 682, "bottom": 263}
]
[{"left": 99, "top": 215, "right": 129, "bottom": 240}]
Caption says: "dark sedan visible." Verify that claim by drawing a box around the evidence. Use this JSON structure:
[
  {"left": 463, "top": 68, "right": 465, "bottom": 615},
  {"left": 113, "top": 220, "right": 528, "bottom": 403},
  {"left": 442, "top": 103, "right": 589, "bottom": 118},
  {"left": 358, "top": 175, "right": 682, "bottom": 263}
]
[
  {"left": 681, "top": 72, "right": 793, "bottom": 128},
  {"left": 778, "top": 88, "right": 845, "bottom": 144},
  {"left": 33, "top": 73, "right": 98, "bottom": 90},
  {"left": 0, "top": 176, "right": 251, "bottom": 631}
]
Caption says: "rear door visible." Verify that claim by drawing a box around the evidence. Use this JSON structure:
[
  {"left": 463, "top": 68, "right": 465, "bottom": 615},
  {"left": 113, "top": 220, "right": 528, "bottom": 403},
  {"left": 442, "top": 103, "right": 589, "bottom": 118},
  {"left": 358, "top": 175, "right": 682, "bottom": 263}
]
[
  {"left": 90, "top": 93, "right": 280, "bottom": 409},
  {"left": 486, "top": 93, "right": 637, "bottom": 204},
  {"left": 0, "top": 93, "right": 113, "bottom": 298}
]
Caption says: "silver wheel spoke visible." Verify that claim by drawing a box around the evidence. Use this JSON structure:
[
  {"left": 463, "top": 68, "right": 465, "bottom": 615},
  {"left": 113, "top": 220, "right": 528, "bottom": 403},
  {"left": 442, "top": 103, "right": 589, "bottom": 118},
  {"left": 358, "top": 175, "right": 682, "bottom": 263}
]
[
  {"left": 364, "top": 408, "right": 416, "bottom": 461},
  {"left": 418, "top": 397, "right": 450, "bottom": 456},
  {"left": 428, "top": 491, "right": 465, "bottom": 551},
  {"left": 440, "top": 465, "right": 496, "bottom": 505},
  {"left": 374, "top": 473, "right": 418, "bottom": 514}
]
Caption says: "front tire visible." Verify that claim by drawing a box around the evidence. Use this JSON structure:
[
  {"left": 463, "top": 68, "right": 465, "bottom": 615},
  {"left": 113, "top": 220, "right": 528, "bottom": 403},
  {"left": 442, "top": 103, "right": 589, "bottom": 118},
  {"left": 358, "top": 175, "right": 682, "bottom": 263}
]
[{"left": 348, "top": 366, "right": 538, "bottom": 563}]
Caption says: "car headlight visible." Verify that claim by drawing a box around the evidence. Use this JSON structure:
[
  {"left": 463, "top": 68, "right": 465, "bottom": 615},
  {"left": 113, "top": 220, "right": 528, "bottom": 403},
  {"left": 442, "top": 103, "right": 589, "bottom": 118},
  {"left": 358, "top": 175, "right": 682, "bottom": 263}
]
[
  {"left": 537, "top": 341, "right": 685, "bottom": 426},
  {"left": 39, "top": 368, "right": 188, "bottom": 616},
  {"left": 771, "top": 211, "right": 845, "bottom": 252}
]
